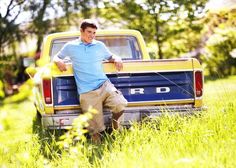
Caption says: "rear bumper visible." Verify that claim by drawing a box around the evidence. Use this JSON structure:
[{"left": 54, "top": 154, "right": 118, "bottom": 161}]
[{"left": 41, "top": 105, "right": 206, "bottom": 129}]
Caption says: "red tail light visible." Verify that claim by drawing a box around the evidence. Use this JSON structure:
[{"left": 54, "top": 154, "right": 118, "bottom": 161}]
[
  {"left": 43, "top": 79, "right": 52, "bottom": 104},
  {"left": 195, "top": 71, "right": 203, "bottom": 97}
]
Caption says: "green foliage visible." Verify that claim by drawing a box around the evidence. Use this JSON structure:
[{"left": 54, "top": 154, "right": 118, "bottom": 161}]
[
  {"left": 0, "top": 1, "right": 26, "bottom": 55},
  {"left": 0, "top": 53, "right": 17, "bottom": 75},
  {"left": 3, "top": 79, "right": 33, "bottom": 104},
  {"left": 0, "top": 80, "right": 5, "bottom": 100},
  {"left": 57, "top": 108, "right": 97, "bottom": 150},
  {"left": 1, "top": 76, "right": 236, "bottom": 167},
  {"left": 102, "top": 0, "right": 207, "bottom": 59},
  {"left": 202, "top": 28, "right": 236, "bottom": 77},
  {"left": 162, "top": 28, "right": 202, "bottom": 58},
  {"left": 0, "top": 54, "right": 20, "bottom": 96}
]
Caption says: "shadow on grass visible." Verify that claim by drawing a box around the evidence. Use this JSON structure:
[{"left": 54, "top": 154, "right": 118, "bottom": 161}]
[
  {"left": 31, "top": 111, "right": 112, "bottom": 162},
  {"left": 76, "top": 112, "right": 204, "bottom": 165},
  {"left": 32, "top": 111, "right": 66, "bottom": 160},
  {"left": 82, "top": 129, "right": 121, "bottom": 164},
  {"left": 31, "top": 111, "right": 204, "bottom": 165}
]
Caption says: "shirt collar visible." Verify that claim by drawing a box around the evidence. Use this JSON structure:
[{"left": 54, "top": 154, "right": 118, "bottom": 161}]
[{"left": 78, "top": 38, "right": 97, "bottom": 45}]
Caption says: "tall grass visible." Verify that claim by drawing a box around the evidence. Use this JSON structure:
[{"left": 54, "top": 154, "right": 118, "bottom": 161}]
[{"left": 0, "top": 76, "right": 235, "bottom": 167}]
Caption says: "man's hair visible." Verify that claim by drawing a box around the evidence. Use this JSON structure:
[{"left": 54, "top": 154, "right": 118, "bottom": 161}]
[{"left": 80, "top": 19, "right": 98, "bottom": 30}]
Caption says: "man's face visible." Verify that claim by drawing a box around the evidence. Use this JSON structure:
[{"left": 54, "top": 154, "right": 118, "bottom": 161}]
[{"left": 80, "top": 27, "right": 97, "bottom": 43}]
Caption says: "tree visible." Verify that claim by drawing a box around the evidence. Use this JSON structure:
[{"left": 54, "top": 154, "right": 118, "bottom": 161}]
[
  {"left": 103, "top": 0, "right": 207, "bottom": 59},
  {"left": 0, "top": 0, "right": 26, "bottom": 56},
  {"left": 201, "top": 9, "right": 236, "bottom": 77},
  {"left": 0, "top": 0, "right": 100, "bottom": 96},
  {"left": 0, "top": 0, "right": 28, "bottom": 91},
  {"left": 26, "top": 0, "right": 99, "bottom": 55}
]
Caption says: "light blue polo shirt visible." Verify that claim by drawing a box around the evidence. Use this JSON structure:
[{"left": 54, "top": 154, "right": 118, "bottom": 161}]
[{"left": 56, "top": 38, "right": 112, "bottom": 94}]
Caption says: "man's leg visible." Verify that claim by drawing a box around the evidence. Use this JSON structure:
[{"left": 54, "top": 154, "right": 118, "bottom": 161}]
[
  {"left": 112, "top": 110, "right": 124, "bottom": 130},
  {"left": 103, "top": 81, "right": 127, "bottom": 130},
  {"left": 79, "top": 91, "right": 105, "bottom": 144},
  {"left": 91, "top": 132, "right": 101, "bottom": 144},
  {"left": 89, "top": 106, "right": 104, "bottom": 144}
]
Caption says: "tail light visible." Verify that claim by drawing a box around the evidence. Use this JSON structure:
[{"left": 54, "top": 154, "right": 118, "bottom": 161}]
[
  {"left": 43, "top": 78, "right": 52, "bottom": 104},
  {"left": 195, "top": 71, "right": 203, "bottom": 97}
]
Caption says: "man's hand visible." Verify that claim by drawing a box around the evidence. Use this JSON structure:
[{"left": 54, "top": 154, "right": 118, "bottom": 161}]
[
  {"left": 55, "top": 60, "right": 67, "bottom": 72},
  {"left": 109, "top": 55, "right": 123, "bottom": 71},
  {"left": 114, "top": 57, "right": 123, "bottom": 71},
  {"left": 53, "top": 55, "right": 67, "bottom": 72}
]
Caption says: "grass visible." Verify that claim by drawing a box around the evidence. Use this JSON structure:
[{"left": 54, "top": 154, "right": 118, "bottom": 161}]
[{"left": 0, "top": 76, "right": 236, "bottom": 167}]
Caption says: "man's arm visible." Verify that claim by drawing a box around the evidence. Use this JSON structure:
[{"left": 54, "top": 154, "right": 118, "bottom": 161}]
[
  {"left": 108, "top": 55, "right": 123, "bottom": 71},
  {"left": 53, "top": 55, "right": 67, "bottom": 72}
]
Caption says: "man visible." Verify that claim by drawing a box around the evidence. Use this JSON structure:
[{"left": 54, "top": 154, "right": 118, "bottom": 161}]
[{"left": 53, "top": 19, "right": 127, "bottom": 143}]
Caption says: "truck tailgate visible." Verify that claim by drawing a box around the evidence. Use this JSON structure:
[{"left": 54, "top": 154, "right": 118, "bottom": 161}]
[{"left": 53, "top": 71, "right": 194, "bottom": 106}]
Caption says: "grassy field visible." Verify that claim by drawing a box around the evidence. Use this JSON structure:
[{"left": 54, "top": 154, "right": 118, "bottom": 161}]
[{"left": 0, "top": 76, "right": 236, "bottom": 168}]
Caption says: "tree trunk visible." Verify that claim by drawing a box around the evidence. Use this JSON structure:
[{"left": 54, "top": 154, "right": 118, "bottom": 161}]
[{"left": 154, "top": 13, "right": 163, "bottom": 59}]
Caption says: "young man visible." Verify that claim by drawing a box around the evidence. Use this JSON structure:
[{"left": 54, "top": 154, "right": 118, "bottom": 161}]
[{"left": 53, "top": 19, "right": 127, "bottom": 143}]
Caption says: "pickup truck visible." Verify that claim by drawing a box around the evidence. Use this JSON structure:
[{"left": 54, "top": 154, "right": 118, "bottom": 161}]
[{"left": 29, "top": 29, "right": 204, "bottom": 129}]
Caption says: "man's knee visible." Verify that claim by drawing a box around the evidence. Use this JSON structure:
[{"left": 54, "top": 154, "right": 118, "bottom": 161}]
[
  {"left": 115, "top": 102, "right": 127, "bottom": 113},
  {"left": 115, "top": 93, "right": 128, "bottom": 112}
]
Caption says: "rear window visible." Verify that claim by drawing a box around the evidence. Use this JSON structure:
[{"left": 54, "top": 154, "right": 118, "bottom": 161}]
[{"left": 50, "top": 35, "right": 142, "bottom": 61}]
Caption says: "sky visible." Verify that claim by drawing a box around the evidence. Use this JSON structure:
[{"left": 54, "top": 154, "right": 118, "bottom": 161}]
[
  {"left": 0, "top": 0, "right": 63, "bottom": 24},
  {"left": 206, "top": 0, "right": 236, "bottom": 11}
]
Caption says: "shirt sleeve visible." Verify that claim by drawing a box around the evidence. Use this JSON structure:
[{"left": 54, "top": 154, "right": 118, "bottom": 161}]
[
  {"left": 100, "top": 42, "right": 113, "bottom": 60},
  {"left": 55, "top": 43, "right": 70, "bottom": 59}
]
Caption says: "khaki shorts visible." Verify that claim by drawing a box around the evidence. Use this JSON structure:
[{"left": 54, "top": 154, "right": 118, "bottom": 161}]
[{"left": 79, "top": 80, "right": 128, "bottom": 134}]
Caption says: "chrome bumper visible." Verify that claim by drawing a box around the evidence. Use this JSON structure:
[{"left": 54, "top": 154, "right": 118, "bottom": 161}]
[{"left": 41, "top": 105, "right": 206, "bottom": 129}]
